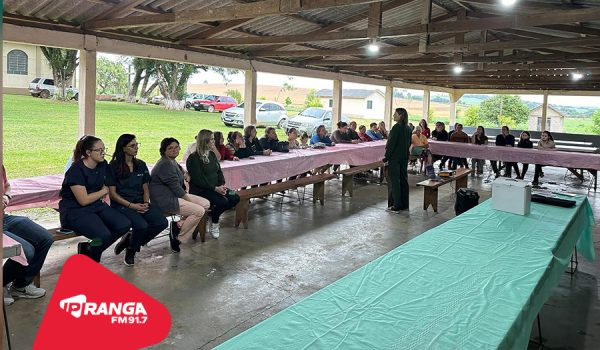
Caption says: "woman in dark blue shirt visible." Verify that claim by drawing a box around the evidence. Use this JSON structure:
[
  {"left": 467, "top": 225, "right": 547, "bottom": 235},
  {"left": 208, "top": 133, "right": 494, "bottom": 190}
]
[
  {"left": 107, "top": 134, "right": 168, "bottom": 266},
  {"left": 59, "top": 135, "right": 131, "bottom": 262}
]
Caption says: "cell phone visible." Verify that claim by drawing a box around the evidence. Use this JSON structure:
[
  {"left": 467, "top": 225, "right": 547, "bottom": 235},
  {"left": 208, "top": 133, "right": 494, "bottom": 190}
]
[
  {"left": 57, "top": 228, "right": 74, "bottom": 234},
  {"left": 226, "top": 189, "right": 236, "bottom": 196}
]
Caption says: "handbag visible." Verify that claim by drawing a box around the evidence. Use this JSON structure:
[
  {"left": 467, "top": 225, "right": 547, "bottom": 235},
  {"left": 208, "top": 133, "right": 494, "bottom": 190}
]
[{"left": 276, "top": 141, "right": 290, "bottom": 153}]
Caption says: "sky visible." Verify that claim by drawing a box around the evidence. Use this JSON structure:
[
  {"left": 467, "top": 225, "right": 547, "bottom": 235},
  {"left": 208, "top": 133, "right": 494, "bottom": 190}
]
[{"left": 101, "top": 53, "right": 600, "bottom": 108}]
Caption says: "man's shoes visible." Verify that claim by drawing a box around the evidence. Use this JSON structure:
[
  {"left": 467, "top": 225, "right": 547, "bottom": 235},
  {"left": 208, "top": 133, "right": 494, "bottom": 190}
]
[
  {"left": 114, "top": 232, "right": 131, "bottom": 255},
  {"left": 4, "top": 287, "right": 14, "bottom": 306},
  {"left": 124, "top": 248, "right": 135, "bottom": 266},
  {"left": 77, "top": 241, "right": 91, "bottom": 256},
  {"left": 169, "top": 221, "right": 181, "bottom": 253},
  {"left": 11, "top": 283, "right": 46, "bottom": 299},
  {"left": 210, "top": 223, "right": 220, "bottom": 239}
]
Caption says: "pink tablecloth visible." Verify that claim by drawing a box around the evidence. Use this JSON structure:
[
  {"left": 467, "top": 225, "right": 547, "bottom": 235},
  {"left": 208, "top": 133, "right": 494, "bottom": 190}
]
[
  {"left": 3, "top": 234, "right": 28, "bottom": 265},
  {"left": 7, "top": 141, "right": 386, "bottom": 211},
  {"left": 429, "top": 140, "right": 600, "bottom": 170}
]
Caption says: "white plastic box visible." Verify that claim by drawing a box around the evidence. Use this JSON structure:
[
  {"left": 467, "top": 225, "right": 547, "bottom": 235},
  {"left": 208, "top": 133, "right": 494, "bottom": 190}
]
[{"left": 492, "top": 178, "right": 532, "bottom": 215}]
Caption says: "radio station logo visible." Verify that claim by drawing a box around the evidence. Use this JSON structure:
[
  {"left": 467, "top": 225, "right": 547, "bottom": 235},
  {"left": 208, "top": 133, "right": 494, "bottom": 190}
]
[{"left": 59, "top": 294, "right": 148, "bottom": 324}]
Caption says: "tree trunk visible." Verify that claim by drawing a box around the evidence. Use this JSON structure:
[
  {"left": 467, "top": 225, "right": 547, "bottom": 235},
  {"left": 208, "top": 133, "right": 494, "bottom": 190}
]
[{"left": 128, "top": 69, "right": 143, "bottom": 103}]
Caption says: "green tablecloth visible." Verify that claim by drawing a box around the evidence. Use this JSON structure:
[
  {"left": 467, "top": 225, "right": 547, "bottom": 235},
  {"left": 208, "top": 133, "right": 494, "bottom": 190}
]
[{"left": 217, "top": 197, "right": 595, "bottom": 350}]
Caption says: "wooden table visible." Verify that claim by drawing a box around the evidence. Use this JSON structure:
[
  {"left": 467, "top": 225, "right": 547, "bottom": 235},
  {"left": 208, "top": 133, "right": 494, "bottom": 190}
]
[{"left": 416, "top": 168, "right": 473, "bottom": 212}]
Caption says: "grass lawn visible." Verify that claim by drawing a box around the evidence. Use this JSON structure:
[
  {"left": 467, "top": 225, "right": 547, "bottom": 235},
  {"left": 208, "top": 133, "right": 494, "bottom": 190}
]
[{"left": 3, "top": 94, "right": 288, "bottom": 178}]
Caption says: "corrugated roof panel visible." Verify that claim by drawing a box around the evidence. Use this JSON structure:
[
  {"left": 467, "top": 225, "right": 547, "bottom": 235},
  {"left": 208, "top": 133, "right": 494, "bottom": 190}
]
[{"left": 240, "top": 16, "right": 321, "bottom": 36}]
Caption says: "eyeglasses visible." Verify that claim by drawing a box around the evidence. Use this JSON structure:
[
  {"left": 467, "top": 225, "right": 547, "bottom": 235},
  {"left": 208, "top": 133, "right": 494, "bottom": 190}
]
[
  {"left": 127, "top": 143, "right": 141, "bottom": 148},
  {"left": 91, "top": 147, "right": 108, "bottom": 154}
]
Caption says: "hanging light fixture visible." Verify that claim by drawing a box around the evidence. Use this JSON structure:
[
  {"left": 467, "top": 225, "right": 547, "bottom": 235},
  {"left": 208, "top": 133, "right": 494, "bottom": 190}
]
[
  {"left": 501, "top": 0, "right": 517, "bottom": 6},
  {"left": 453, "top": 65, "right": 464, "bottom": 74},
  {"left": 367, "top": 39, "right": 380, "bottom": 53},
  {"left": 572, "top": 72, "right": 584, "bottom": 81}
]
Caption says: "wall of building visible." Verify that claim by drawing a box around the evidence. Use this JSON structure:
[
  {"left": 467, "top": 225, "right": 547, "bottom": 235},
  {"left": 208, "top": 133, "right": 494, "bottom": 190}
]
[
  {"left": 528, "top": 108, "right": 564, "bottom": 133},
  {"left": 319, "top": 93, "right": 385, "bottom": 120},
  {"left": 3, "top": 42, "right": 55, "bottom": 95}
]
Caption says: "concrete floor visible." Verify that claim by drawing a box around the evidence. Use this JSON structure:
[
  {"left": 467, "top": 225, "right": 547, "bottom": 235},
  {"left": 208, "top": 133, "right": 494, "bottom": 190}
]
[{"left": 4, "top": 168, "right": 600, "bottom": 349}]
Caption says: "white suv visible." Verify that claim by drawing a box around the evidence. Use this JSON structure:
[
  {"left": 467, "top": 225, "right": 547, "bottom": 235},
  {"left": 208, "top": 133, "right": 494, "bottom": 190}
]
[{"left": 29, "top": 78, "right": 79, "bottom": 100}]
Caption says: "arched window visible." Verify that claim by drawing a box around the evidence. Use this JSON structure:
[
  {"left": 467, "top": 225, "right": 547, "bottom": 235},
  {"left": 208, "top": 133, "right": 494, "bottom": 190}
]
[{"left": 7, "top": 50, "right": 28, "bottom": 75}]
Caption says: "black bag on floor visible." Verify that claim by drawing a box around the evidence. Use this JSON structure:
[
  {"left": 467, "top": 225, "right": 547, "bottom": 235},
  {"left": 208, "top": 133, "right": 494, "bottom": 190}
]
[{"left": 455, "top": 188, "right": 480, "bottom": 215}]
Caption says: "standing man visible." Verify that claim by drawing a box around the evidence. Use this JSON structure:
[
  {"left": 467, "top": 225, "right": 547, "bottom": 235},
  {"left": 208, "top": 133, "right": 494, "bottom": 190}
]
[{"left": 385, "top": 108, "right": 412, "bottom": 213}]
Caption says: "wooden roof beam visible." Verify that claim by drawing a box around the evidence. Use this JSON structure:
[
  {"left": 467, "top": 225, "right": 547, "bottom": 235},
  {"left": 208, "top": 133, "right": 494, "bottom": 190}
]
[{"left": 83, "top": 0, "right": 387, "bottom": 30}]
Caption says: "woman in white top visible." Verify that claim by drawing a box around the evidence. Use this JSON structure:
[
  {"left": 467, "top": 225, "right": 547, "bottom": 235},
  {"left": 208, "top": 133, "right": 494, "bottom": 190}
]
[{"left": 532, "top": 130, "right": 556, "bottom": 186}]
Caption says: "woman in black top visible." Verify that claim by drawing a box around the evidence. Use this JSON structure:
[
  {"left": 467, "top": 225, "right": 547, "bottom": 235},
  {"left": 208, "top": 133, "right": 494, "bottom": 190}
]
[
  {"left": 59, "top": 135, "right": 131, "bottom": 262},
  {"left": 226, "top": 131, "right": 254, "bottom": 159},
  {"left": 107, "top": 134, "right": 168, "bottom": 266},
  {"left": 515, "top": 131, "right": 534, "bottom": 179},
  {"left": 244, "top": 125, "right": 272, "bottom": 156},
  {"left": 187, "top": 130, "right": 241, "bottom": 239},
  {"left": 470, "top": 126, "right": 488, "bottom": 176}
]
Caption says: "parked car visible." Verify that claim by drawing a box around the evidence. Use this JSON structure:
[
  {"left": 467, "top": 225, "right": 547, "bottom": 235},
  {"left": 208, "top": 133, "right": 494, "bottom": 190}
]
[
  {"left": 221, "top": 100, "right": 288, "bottom": 128},
  {"left": 192, "top": 95, "right": 237, "bottom": 113},
  {"left": 184, "top": 93, "right": 210, "bottom": 109},
  {"left": 151, "top": 95, "right": 164, "bottom": 105},
  {"left": 29, "top": 77, "right": 79, "bottom": 100},
  {"left": 286, "top": 107, "right": 348, "bottom": 136}
]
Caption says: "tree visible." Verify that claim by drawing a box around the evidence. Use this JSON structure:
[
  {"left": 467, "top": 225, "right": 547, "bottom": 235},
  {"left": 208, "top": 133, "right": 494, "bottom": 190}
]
[
  {"left": 463, "top": 105, "right": 481, "bottom": 126},
  {"left": 284, "top": 96, "right": 293, "bottom": 107},
  {"left": 210, "top": 67, "right": 241, "bottom": 86},
  {"left": 226, "top": 89, "right": 242, "bottom": 103},
  {"left": 40, "top": 47, "right": 78, "bottom": 101},
  {"left": 304, "top": 89, "right": 323, "bottom": 108},
  {"left": 154, "top": 61, "right": 205, "bottom": 110},
  {"left": 128, "top": 58, "right": 157, "bottom": 103},
  {"left": 96, "top": 57, "right": 127, "bottom": 95},
  {"left": 478, "top": 95, "right": 530, "bottom": 126},
  {"left": 590, "top": 109, "right": 600, "bottom": 134},
  {"left": 276, "top": 77, "right": 295, "bottom": 101}
]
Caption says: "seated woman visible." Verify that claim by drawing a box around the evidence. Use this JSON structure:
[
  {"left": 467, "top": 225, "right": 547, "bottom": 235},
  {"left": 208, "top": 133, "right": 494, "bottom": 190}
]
[
  {"left": 214, "top": 131, "right": 234, "bottom": 161},
  {"left": 3, "top": 166, "right": 52, "bottom": 303},
  {"left": 225, "top": 131, "right": 253, "bottom": 160},
  {"left": 59, "top": 135, "right": 132, "bottom": 262},
  {"left": 448, "top": 123, "right": 470, "bottom": 169},
  {"left": 533, "top": 130, "right": 556, "bottom": 186},
  {"left": 431, "top": 122, "right": 449, "bottom": 169},
  {"left": 288, "top": 128, "right": 300, "bottom": 149},
  {"left": 419, "top": 119, "right": 431, "bottom": 138},
  {"left": 107, "top": 134, "right": 168, "bottom": 266},
  {"left": 516, "top": 131, "right": 533, "bottom": 180},
  {"left": 347, "top": 122, "right": 361, "bottom": 141},
  {"left": 187, "top": 130, "right": 241, "bottom": 239},
  {"left": 310, "top": 125, "right": 335, "bottom": 146},
  {"left": 331, "top": 121, "right": 360, "bottom": 144},
  {"left": 182, "top": 135, "right": 197, "bottom": 163},
  {"left": 259, "top": 127, "right": 280, "bottom": 151},
  {"left": 470, "top": 126, "right": 488, "bottom": 176},
  {"left": 150, "top": 137, "right": 210, "bottom": 253},
  {"left": 299, "top": 132, "right": 310, "bottom": 149},
  {"left": 410, "top": 126, "right": 432, "bottom": 165},
  {"left": 378, "top": 121, "right": 389, "bottom": 139},
  {"left": 357, "top": 125, "right": 373, "bottom": 142},
  {"left": 244, "top": 125, "right": 272, "bottom": 156}
]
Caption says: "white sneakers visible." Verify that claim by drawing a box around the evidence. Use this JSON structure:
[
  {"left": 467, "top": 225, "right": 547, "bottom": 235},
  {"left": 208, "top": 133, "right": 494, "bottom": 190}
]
[
  {"left": 3, "top": 283, "right": 46, "bottom": 305},
  {"left": 210, "top": 223, "right": 220, "bottom": 239},
  {"left": 4, "top": 287, "right": 14, "bottom": 306},
  {"left": 10, "top": 283, "right": 46, "bottom": 299}
]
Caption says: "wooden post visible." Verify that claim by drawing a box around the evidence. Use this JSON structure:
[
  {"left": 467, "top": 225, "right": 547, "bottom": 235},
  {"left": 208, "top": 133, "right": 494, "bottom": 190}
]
[
  {"left": 422, "top": 89, "right": 431, "bottom": 122},
  {"left": 332, "top": 79, "right": 343, "bottom": 129},
  {"left": 540, "top": 92, "right": 549, "bottom": 131},
  {"left": 244, "top": 69, "right": 257, "bottom": 126},
  {"left": 78, "top": 49, "right": 97, "bottom": 137},
  {"left": 449, "top": 91, "right": 463, "bottom": 126},
  {"left": 384, "top": 85, "right": 394, "bottom": 128}
]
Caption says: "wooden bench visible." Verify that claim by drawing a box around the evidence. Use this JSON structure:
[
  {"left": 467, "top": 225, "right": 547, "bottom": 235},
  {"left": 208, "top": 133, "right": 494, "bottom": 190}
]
[
  {"left": 234, "top": 173, "right": 336, "bottom": 229},
  {"left": 416, "top": 168, "right": 473, "bottom": 212},
  {"left": 335, "top": 161, "right": 385, "bottom": 197}
]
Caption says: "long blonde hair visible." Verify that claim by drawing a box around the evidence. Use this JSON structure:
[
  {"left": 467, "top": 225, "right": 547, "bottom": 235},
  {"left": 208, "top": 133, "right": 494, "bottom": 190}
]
[{"left": 196, "top": 129, "right": 213, "bottom": 162}]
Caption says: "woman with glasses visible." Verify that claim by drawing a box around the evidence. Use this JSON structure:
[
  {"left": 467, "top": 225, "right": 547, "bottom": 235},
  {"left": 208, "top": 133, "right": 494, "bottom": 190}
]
[
  {"left": 59, "top": 135, "right": 132, "bottom": 262},
  {"left": 187, "top": 130, "right": 240, "bottom": 239},
  {"left": 150, "top": 137, "right": 210, "bottom": 253},
  {"left": 106, "top": 134, "right": 168, "bottom": 266}
]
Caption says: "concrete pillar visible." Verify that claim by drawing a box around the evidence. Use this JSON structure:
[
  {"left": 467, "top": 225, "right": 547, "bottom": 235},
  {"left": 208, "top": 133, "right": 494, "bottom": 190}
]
[
  {"left": 422, "top": 89, "right": 430, "bottom": 122},
  {"left": 384, "top": 85, "right": 394, "bottom": 127},
  {"left": 78, "top": 49, "right": 96, "bottom": 137},
  {"left": 244, "top": 69, "right": 257, "bottom": 127},
  {"left": 448, "top": 91, "right": 463, "bottom": 126},
  {"left": 540, "top": 93, "right": 549, "bottom": 131},
  {"left": 331, "top": 79, "right": 343, "bottom": 129}
]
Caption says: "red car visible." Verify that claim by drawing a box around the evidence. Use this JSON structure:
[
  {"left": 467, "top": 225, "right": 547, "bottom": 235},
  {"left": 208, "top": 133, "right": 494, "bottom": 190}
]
[{"left": 192, "top": 95, "right": 237, "bottom": 113}]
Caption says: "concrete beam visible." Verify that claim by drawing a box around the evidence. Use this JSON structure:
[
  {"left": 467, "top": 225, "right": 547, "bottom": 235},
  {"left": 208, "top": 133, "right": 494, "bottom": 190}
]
[
  {"left": 540, "top": 92, "right": 549, "bottom": 131},
  {"left": 422, "top": 89, "right": 431, "bottom": 122},
  {"left": 384, "top": 86, "right": 394, "bottom": 128},
  {"left": 78, "top": 48, "right": 97, "bottom": 137},
  {"left": 332, "top": 80, "right": 343, "bottom": 129},
  {"left": 244, "top": 69, "right": 257, "bottom": 127}
]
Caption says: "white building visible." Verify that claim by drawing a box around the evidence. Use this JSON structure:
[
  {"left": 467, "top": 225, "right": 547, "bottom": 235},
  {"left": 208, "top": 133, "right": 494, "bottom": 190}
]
[
  {"left": 316, "top": 89, "right": 386, "bottom": 120},
  {"left": 528, "top": 105, "right": 566, "bottom": 133},
  {"left": 2, "top": 42, "right": 57, "bottom": 95}
]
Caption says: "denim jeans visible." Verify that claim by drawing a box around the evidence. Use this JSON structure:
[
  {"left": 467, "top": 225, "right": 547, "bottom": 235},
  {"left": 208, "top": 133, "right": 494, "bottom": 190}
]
[{"left": 3, "top": 215, "right": 53, "bottom": 287}]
